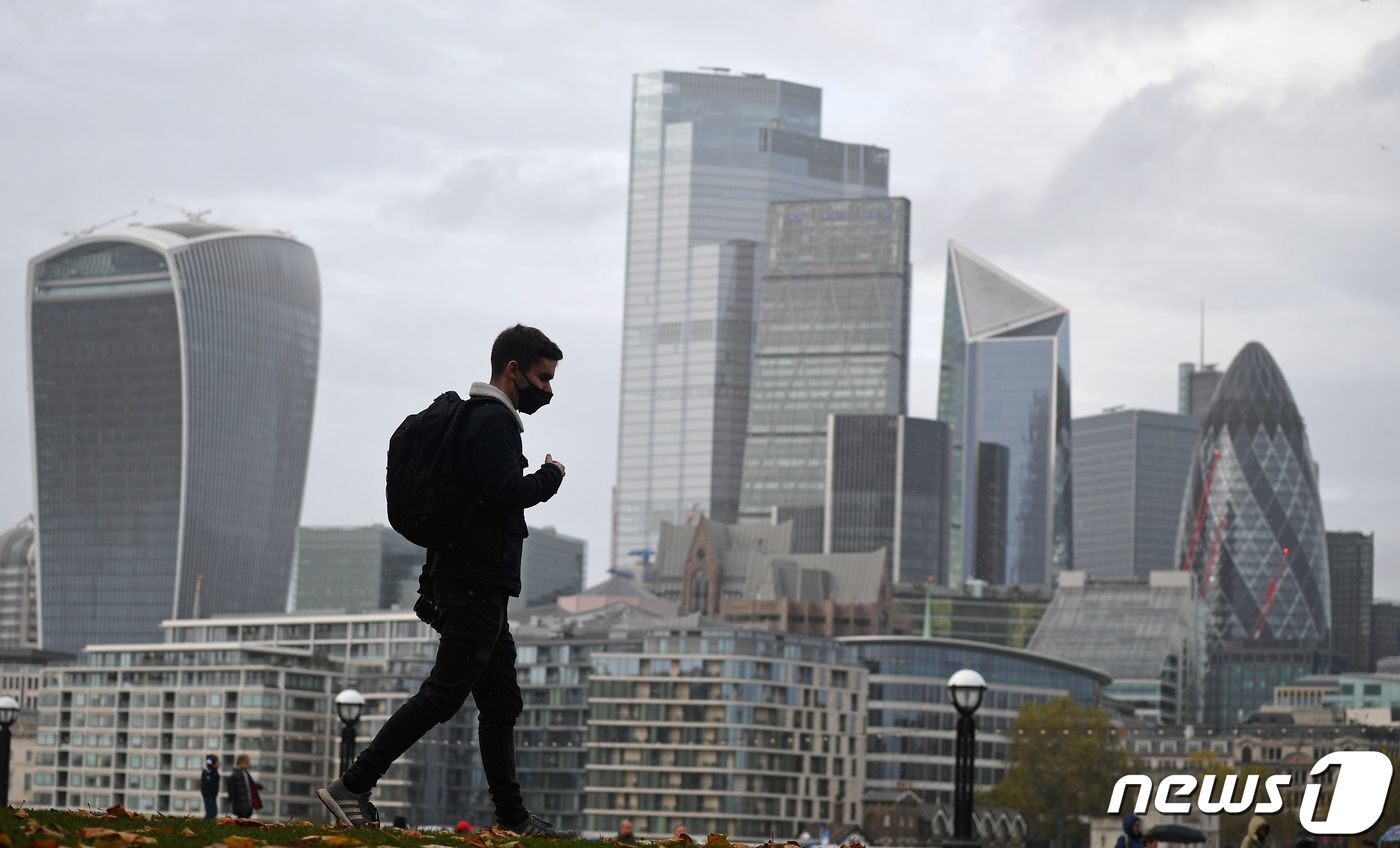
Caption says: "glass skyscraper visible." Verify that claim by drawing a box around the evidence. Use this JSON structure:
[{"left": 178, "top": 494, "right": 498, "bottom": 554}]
[
  {"left": 1176, "top": 342, "right": 1330, "bottom": 726},
  {"left": 614, "top": 70, "right": 889, "bottom": 571},
  {"left": 825, "top": 415, "right": 950, "bottom": 585},
  {"left": 28, "top": 223, "right": 320, "bottom": 651},
  {"left": 936, "top": 241, "right": 1071, "bottom": 588},
  {"left": 1327, "top": 531, "right": 1374, "bottom": 673},
  {"left": 1072, "top": 409, "right": 1199, "bottom": 578},
  {"left": 738, "top": 197, "right": 911, "bottom": 548}
]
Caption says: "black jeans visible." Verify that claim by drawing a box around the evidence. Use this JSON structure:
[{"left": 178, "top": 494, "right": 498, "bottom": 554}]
[{"left": 343, "top": 583, "right": 526, "bottom": 823}]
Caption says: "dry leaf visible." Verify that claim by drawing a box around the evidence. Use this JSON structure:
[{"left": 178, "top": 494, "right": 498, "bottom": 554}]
[
  {"left": 706, "top": 836, "right": 731, "bottom": 848},
  {"left": 182, "top": 830, "right": 198, "bottom": 839},
  {"left": 105, "top": 805, "right": 138, "bottom": 820},
  {"left": 78, "top": 828, "right": 122, "bottom": 840},
  {"left": 27, "top": 840, "right": 61, "bottom": 848},
  {"left": 14, "top": 810, "right": 30, "bottom": 819},
  {"left": 292, "top": 838, "right": 321, "bottom": 847},
  {"left": 1, "top": 834, "right": 14, "bottom": 848},
  {"left": 321, "top": 837, "right": 362, "bottom": 847},
  {"left": 224, "top": 835, "right": 256, "bottom": 848}
]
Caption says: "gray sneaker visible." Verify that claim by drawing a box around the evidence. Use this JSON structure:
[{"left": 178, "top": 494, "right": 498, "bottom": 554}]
[
  {"left": 316, "top": 777, "right": 380, "bottom": 827},
  {"left": 498, "top": 813, "right": 577, "bottom": 839}
]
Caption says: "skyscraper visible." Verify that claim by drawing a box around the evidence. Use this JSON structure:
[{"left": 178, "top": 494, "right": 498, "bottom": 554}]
[
  {"left": 518, "top": 526, "right": 588, "bottom": 608},
  {"left": 1175, "top": 342, "right": 1330, "bottom": 725},
  {"left": 1328, "top": 531, "right": 1374, "bottom": 672},
  {"left": 28, "top": 223, "right": 320, "bottom": 651},
  {"left": 1178, "top": 363, "right": 1223, "bottom": 418},
  {"left": 825, "top": 415, "right": 950, "bottom": 585},
  {"left": 1073, "top": 409, "right": 1199, "bottom": 578},
  {"left": 1373, "top": 601, "right": 1400, "bottom": 667},
  {"left": 739, "top": 197, "right": 911, "bottom": 548},
  {"left": 936, "top": 241, "right": 1071, "bottom": 588},
  {"left": 614, "top": 69, "right": 889, "bottom": 572}
]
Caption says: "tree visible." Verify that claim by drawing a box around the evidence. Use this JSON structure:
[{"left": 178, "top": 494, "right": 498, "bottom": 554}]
[{"left": 981, "top": 698, "right": 1139, "bottom": 848}]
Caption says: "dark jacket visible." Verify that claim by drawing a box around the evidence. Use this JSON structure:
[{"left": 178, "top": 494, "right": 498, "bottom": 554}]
[
  {"left": 200, "top": 764, "right": 220, "bottom": 797},
  {"left": 1115, "top": 815, "right": 1145, "bottom": 848},
  {"left": 428, "top": 388, "right": 563, "bottom": 597},
  {"left": 225, "top": 767, "right": 263, "bottom": 816}
]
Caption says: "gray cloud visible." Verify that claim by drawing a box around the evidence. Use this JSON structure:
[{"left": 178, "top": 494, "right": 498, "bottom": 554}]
[{"left": 1, "top": 0, "right": 1397, "bottom": 596}]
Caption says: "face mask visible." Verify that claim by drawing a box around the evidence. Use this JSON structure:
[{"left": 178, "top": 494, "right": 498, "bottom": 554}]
[{"left": 513, "top": 373, "right": 552, "bottom": 415}]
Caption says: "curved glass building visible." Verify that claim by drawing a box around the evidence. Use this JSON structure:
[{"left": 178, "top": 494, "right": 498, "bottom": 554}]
[
  {"left": 27, "top": 223, "right": 320, "bottom": 651},
  {"left": 1175, "top": 341, "right": 1329, "bottom": 647},
  {"left": 841, "top": 635, "right": 1109, "bottom": 805}
]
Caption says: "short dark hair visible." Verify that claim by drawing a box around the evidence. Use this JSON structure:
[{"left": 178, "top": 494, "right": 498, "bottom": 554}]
[{"left": 491, "top": 324, "right": 562, "bottom": 378}]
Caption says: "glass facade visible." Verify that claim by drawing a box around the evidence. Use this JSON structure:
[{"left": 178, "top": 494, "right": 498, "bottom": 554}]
[
  {"left": 1327, "top": 531, "right": 1374, "bottom": 673},
  {"left": 1176, "top": 343, "right": 1331, "bottom": 727},
  {"left": 1028, "top": 571, "right": 1205, "bottom": 723},
  {"left": 291, "top": 526, "right": 424, "bottom": 613},
  {"left": 937, "top": 241, "right": 1070, "bottom": 588},
  {"left": 517, "top": 526, "right": 587, "bottom": 608},
  {"left": 843, "top": 636, "right": 1106, "bottom": 805},
  {"left": 826, "top": 415, "right": 951, "bottom": 585},
  {"left": 28, "top": 227, "right": 321, "bottom": 651},
  {"left": 614, "top": 70, "right": 889, "bottom": 572},
  {"left": 1178, "top": 363, "right": 1224, "bottom": 418},
  {"left": 738, "top": 198, "right": 911, "bottom": 546},
  {"left": 1072, "top": 410, "right": 1199, "bottom": 578}
]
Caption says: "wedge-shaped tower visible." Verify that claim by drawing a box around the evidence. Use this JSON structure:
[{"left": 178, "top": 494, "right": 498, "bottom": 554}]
[{"left": 936, "top": 241, "right": 1071, "bottom": 588}]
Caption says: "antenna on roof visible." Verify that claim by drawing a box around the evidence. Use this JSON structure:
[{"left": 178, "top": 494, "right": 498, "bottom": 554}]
[
  {"left": 64, "top": 210, "right": 138, "bottom": 240},
  {"left": 699, "top": 65, "right": 731, "bottom": 74},
  {"left": 149, "top": 197, "right": 213, "bottom": 222}
]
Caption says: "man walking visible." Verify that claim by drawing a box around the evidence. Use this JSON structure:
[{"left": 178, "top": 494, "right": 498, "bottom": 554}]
[
  {"left": 226, "top": 754, "right": 263, "bottom": 819},
  {"left": 200, "top": 755, "right": 220, "bottom": 819},
  {"left": 317, "top": 325, "right": 571, "bottom": 837}
]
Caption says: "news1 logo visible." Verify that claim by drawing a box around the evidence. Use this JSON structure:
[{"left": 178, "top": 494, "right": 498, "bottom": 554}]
[{"left": 1108, "top": 751, "right": 1394, "bottom": 835}]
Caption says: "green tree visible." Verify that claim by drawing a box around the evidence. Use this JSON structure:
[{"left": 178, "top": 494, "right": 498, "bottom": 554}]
[{"left": 981, "top": 698, "right": 1139, "bottom": 848}]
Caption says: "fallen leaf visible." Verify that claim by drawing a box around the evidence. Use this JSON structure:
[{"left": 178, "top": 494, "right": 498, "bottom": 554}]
[
  {"left": 321, "top": 837, "right": 362, "bottom": 847},
  {"left": 292, "top": 838, "right": 321, "bottom": 847},
  {"left": 224, "top": 836, "right": 256, "bottom": 848},
  {"left": 0, "top": 834, "right": 13, "bottom": 848},
  {"left": 181, "top": 830, "right": 198, "bottom": 839},
  {"left": 105, "top": 805, "right": 138, "bottom": 820},
  {"left": 14, "top": 810, "right": 30, "bottom": 819},
  {"left": 705, "top": 836, "right": 731, "bottom": 848},
  {"left": 78, "top": 828, "right": 122, "bottom": 840},
  {"left": 26, "top": 840, "right": 61, "bottom": 848}
]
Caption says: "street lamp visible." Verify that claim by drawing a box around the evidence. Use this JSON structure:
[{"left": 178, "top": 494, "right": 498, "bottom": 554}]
[
  {"left": 0, "top": 695, "right": 19, "bottom": 808},
  {"left": 947, "top": 669, "right": 987, "bottom": 848},
  {"left": 334, "top": 689, "right": 365, "bottom": 777}
]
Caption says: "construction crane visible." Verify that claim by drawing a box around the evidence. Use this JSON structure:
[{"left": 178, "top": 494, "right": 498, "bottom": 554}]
[
  {"left": 1180, "top": 448, "right": 1222, "bottom": 574},
  {"left": 1252, "top": 546, "right": 1293, "bottom": 639},
  {"left": 64, "top": 209, "right": 138, "bottom": 239},
  {"left": 149, "top": 197, "right": 212, "bottom": 222}
]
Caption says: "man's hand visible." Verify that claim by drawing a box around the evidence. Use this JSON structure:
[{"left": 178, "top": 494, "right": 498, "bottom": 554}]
[
  {"left": 413, "top": 594, "right": 442, "bottom": 632},
  {"left": 545, "top": 453, "right": 566, "bottom": 477}
]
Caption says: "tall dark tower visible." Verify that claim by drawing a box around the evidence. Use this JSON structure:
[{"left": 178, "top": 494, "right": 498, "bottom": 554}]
[{"left": 28, "top": 223, "right": 320, "bottom": 650}]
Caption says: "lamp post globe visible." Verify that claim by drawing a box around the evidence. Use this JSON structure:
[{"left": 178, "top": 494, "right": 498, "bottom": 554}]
[
  {"left": 946, "top": 669, "right": 986, "bottom": 848},
  {"left": 334, "top": 689, "right": 366, "bottom": 777},
  {"left": 0, "top": 694, "right": 18, "bottom": 808},
  {"left": 948, "top": 668, "right": 987, "bottom": 715}
]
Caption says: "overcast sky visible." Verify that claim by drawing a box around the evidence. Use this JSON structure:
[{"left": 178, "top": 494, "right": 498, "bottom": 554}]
[{"left": 2, "top": 0, "right": 1397, "bottom": 597}]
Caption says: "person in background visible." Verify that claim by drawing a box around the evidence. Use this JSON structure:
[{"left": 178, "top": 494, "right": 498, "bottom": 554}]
[
  {"left": 616, "top": 819, "right": 637, "bottom": 844},
  {"left": 1241, "top": 816, "right": 1270, "bottom": 848},
  {"left": 1116, "top": 816, "right": 1146, "bottom": 848},
  {"left": 200, "top": 755, "right": 221, "bottom": 819},
  {"left": 456, "top": 821, "right": 474, "bottom": 833},
  {"left": 673, "top": 823, "right": 688, "bottom": 840},
  {"left": 392, "top": 816, "right": 409, "bottom": 829},
  {"left": 225, "top": 754, "right": 264, "bottom": 819}
]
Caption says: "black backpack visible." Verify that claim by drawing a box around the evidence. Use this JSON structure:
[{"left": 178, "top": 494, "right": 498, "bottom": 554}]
[{"left": 386, "top": 391, "right": 482, "bottom": 550}]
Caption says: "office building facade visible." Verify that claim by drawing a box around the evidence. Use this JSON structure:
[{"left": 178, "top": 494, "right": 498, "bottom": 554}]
[
  {"left": 936, "top": 241, "right": 1071, "bottom": 588},
  {"left": 825, "top": 415, "right": 950, "bottom": 585},
  {"left": 27, "top": 224, "right": 320, "bottom": 651},
  {"left": 739, "top": 198, "right": 912, "bottom": 550},
  {"left": 1029, "top": 571, "right": 1205, "bottom": 723},
  {"left": 1374, "top": 602, "right": 1400, "bottom": 667},
  {"left": 1328, "top": 531, "right": 1375, "bottom": 673},
  {"left": 614, "top": 70, "right": 889, "bottom": 572},
  {"left": 0, "top": 517, "right": 38, "bottom": 647},
  {"left": 290, "top": 526, "right": 424, "bottom": 612},
  {"left": 1072, "top": 410, "right": 1199, "bottom": 578},
  {"left": 519, "top": 526, "right": 588, "bottom": 608},
  {"left": 1178, "top": 363, "right": 1223, "bottom": 418},
  {"left": 842, "top": 636, "right": 1107, "bottom": 805}
]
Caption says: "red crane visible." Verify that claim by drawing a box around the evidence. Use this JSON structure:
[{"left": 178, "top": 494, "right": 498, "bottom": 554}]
[
  {"left": 1252, "top": 546, "right": 1293, "bottom": 639},
  {"left": 1199, "top": 513, "right": 1227, "bottom": 599},
  {"left": 1181, "top": 449, "right": 1222, "bottom": 574}
]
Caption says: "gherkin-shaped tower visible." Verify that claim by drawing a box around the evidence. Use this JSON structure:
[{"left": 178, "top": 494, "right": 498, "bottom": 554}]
[{"left": 1176, "top": 342, "right": 1329, "bottom": 647}]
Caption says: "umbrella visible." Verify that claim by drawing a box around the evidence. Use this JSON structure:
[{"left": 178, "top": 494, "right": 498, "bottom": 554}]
[
  {"left": 1146, "top": 825, "right": 1207, "bottom": 845},
  {"left": 1379, "top": 825, "right": 1400, "bottom": 844}
]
